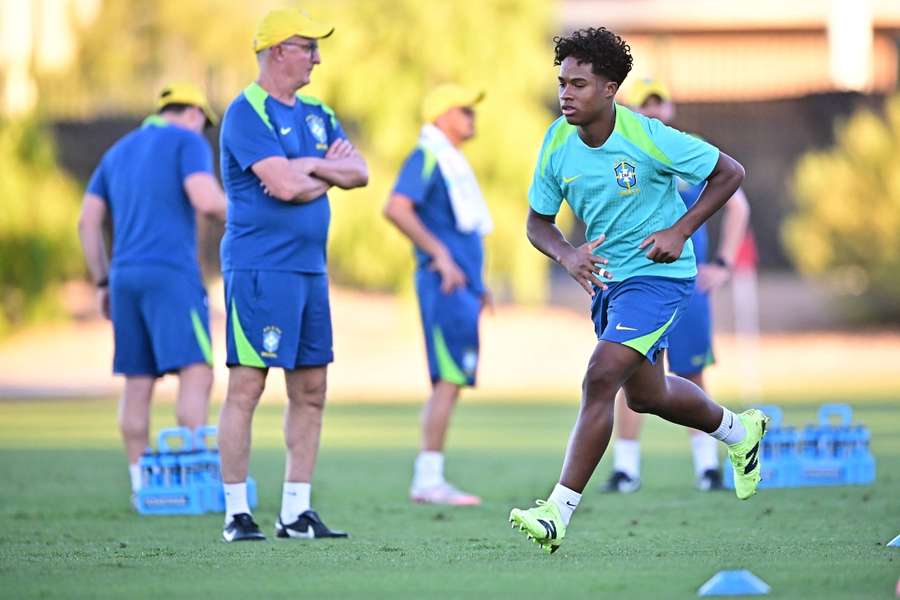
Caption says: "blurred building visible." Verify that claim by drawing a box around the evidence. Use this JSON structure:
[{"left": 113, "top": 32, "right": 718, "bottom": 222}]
[{"left": 563, "top": 0, "right": 900, "bottom": 100}]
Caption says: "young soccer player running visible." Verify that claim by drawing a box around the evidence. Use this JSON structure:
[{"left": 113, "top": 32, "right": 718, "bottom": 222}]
[
  {"left": 509, "top": 28, "right": 767, "bottom": 554},
  {"left": 601, "top": 78, "right": 751, "bottom": 494},
  {"left": 384, "top": 84, "right": 491, "bottom": 506}
]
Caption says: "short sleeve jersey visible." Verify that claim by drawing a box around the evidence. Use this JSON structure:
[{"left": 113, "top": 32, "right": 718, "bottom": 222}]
[
  {"left": 528, "top": 104, "right": 719, "bottom": 281},
  {"left": 219, "top": 82, "right": 348, "bottom": 273},
  {"left": 392, "top": 147, "right": 485, "bottom": 295},
  {"left": 85, "top": 115, "right": 213, "bottom": 277}
]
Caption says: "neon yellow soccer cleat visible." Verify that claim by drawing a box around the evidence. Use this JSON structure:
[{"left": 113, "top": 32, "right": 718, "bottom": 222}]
[
  {"left": 726, "top": 409, "right": 770, "bottom": 500},
  {"left": 508, "top": 500, "right": 566, "bottom": 554}
]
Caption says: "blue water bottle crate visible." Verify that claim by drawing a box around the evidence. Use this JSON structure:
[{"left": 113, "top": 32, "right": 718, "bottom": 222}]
[
  {"left": 723, "top": 403, "right": 875, "bottom": 489},
  {"left": 135, "top": 426, "right": 257, "bottom": 515}
]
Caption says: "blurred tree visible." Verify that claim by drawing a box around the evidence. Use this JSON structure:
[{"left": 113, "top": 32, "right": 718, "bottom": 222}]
[
  {"left": 0, "top": 117, "right": 83, "bottom": 337},
  {"left": 38, "top": 0, "right": 561, "bottom": 302},
  {"left": 784, "top": 94, "right": 900, "bottom": 321}
]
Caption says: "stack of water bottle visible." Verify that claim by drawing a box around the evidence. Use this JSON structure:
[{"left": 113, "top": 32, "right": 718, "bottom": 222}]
[
  {"left": 724, "top": 403, "right": 876, "bottom": 489},
  {"left": 135, "top": 425, "right": 257, "bottom": 515}
]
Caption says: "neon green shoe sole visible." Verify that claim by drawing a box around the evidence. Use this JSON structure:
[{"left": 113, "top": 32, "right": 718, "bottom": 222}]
[
  {"left": 727, "top": 409, "right": 770, "bottom": 500},
  {"left": 508, "top": 500, "right": 566, "bottom": 554}
]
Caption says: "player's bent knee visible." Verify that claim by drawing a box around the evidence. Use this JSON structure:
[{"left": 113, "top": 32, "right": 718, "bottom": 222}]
[{"left": 582, "top": 364, "right": 620, "bottom": 397}]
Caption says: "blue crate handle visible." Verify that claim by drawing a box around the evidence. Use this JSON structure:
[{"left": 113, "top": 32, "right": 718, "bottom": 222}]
[
  {"left": 753, "top": 405, "right": 783, "bottom": 428},
  {"left": 194, "top": 425, "right": 218, "bottom": 450},
  {"left": 157, "top": 427, "right": 193, "bottom": 453},
  {"left": 818, "top": 403, "right": 853, "bottom": 426}
]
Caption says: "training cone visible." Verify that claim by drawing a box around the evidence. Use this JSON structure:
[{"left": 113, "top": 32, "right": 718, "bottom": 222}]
[
  {"left": 698, "top": 570, "right": 770, "bottom": 596},
  {"left": 888, "top": 534, "right": 900, "bottom": 547}
]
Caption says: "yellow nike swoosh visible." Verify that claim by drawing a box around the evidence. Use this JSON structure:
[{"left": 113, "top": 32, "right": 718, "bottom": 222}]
[{"left": 563, "top": 175, "right": 581, "bottom": 184}]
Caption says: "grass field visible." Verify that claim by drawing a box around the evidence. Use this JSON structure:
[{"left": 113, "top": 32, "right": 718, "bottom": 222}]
[{"left": 0, "top": 396, "right": 898, "bottom": 599}]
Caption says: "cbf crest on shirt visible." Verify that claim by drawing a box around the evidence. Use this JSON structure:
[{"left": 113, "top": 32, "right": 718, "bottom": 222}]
[
  {"left": 528, "top": 104, "right": 720, "bottom": 282},
  {"left": 219, "top": 82, "right": 348, "bottom": 274}
]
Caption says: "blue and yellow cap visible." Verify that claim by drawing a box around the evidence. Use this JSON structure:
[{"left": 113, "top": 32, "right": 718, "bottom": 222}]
[
  {"left": 253, "top": 8, "right": 334, "bottom": 53},
  {"left": 157, "top": 81, "right": 218, "bottom": 126}
]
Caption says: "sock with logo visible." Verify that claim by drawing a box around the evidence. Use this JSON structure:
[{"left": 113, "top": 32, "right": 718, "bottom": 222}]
[
  {"left": 412, "top": 451, "right": 445, "bottom": 490},
  {"left": 613, "top": 439, "right": 641, "bottom": 479},
  {"left": 280, "top": 482, "right": 311, "bottom": 523},
  {"left": 709, "top": 408, "right": 747, "bottom": 446},
  {"left": 691, "top": 432, "right": 720, "bottom": 476},
  {"left": 128, "top": 463, "right": 142, "bottom": 493},
  {"left": 223, "top": 482, "right": 251, "bottom": 524},
  {"left": 548, "top": 483, "right": 581, "bottom": 526}
]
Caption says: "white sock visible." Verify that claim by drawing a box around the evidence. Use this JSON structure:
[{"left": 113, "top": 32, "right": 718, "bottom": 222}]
[
  {"left": 128, "top": 463, "right": 142, "bottom": 493},
  {"left": 413, "top": 451, "right": 445, "bottom": 490},
  {"left": 548, "top": 483, "right": 581, "bottom": 526},
  {"left": 691, "top": 433, "right": 720, "bottom": 476},
  {"left": 223, "top": 482, "right": 250, "bottom": 524},
  {"left": 613, "top": 439, "right": 641, "bottom": 479},
  {"left": 709, "top": 408, "right": 747, "bottom": 446},
  {"left": 280, "top": 482, "right": 311, "bottom": 523}
]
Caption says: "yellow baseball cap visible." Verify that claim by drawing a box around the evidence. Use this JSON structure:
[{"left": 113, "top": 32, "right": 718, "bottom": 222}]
[
  {"left": 627, "top": 78, "right": 672, "bottom": 107},
  {"left": 253, "top": 8, "right": 334, "bottom": 53},
  {"left": 157, "top": 82, "right": 218, "bottom": 126},
  {"left": 421, "top": 84, "right": 485, "bottom": 123}
]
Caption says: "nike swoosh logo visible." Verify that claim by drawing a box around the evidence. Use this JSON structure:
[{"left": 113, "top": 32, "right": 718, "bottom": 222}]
[
  {"left": 565, "top": 501, "right": 577, "bottom": 508},
  {"left": 223, "top": 529, "right": 236, "bottom": 542},
  {"left": 562, "top": 175, "right": 581, "bottom": 184},
  {"left": 284, "top": 525, "right": 314, "bottom": 539},
  {"left": 615, "top": 324, "right": 638, "bottom": 331},
  {"left": 280, "top": 127, "right": 292, "bottom": 135}
]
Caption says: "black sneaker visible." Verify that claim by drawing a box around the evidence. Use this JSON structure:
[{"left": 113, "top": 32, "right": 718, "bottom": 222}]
[
  {"left": 223, "top": 513, "right": 266, "bottom": 543},
  {"left": 275, "top": 510, "right": 349, "bottom": 539},
  {"left": 696, "top": 468, "right": 725, "bottom": 491},
  {"left": 600, "top": 470, "right": 641, "bottom": 493}
]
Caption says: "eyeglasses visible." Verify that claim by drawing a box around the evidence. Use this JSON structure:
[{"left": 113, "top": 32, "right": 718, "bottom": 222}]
[{"left": 280, "top": 41, "right": 319, "bottom": 55}]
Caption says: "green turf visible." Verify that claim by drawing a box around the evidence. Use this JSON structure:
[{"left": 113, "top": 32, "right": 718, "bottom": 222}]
[{"left": 0, "top": 397, "right": 897, "bottom": 599}]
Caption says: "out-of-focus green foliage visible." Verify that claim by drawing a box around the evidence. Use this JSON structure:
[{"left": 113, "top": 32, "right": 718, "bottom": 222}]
[
  {"left": 0, "top": 117, "right": 83, "bottom": 337},
  {"left": 39, "top": 0, "right": 560, "bottom": 302},
  {"left": 784, "top": 95, "right": 900, "bottom": 321}
]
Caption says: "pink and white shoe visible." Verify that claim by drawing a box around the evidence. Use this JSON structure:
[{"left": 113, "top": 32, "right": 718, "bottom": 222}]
[{"left": 410, "top": 482, "right": 482, "bottom": 506}]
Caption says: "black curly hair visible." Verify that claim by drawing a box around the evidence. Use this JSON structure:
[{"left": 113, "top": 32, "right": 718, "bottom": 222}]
[{"left": 553, "top": 27, "right": 633, "bottom": 85}]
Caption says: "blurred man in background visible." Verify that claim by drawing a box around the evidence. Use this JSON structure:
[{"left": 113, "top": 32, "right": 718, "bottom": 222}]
[
  {"left": 216, "top": 8, "right": 368, "bottom": 543},
  {"left": 601, "top": 78, "right": 751, "bottom": 493},
  {"left": 78, "top": 82, "right": 227, "bottom": 506},
  {"left": 384, "top": 84, "right": 492, "bottom": 506}
]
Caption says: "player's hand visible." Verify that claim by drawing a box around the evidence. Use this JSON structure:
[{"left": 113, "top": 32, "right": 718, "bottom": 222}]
[
  {"left": 559, "top": 235, "right": 612, "bottom": 296},
  {"left": 97, "top": 288, "right": 110, "bottom": 320},
  {"left": 481, "top": 288, "right": 495, "bottom": 315},
  {"left": 639, "top": 227, "right": 688, "bottom": 263},
  {"left": 325, "top": 139, "right": 354, "bottom": 160},
  {"left": 430, "top": 250, "right": 466, "bottom": 294},
  {"left": 697, "top": 263, "right": 731, "bottom": 292}
]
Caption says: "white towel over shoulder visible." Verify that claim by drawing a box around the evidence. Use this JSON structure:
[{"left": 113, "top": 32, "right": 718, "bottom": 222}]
[{"left": 418, "top": 124, "right": 493, "bottom": 236}]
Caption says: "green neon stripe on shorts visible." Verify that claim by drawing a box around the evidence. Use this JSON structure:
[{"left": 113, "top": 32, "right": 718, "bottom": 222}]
[
  {"left": 230, "top": 300, "right": 266, "bottom": 368},
  {"left": 621, "top": 309, "right": 679, "bottom": 357},
  {"left": 433, "top": 326, "right": 467, "bottom": 386},
  {"left": 190, "top": 309, "right": 213, "bottom": 365}
]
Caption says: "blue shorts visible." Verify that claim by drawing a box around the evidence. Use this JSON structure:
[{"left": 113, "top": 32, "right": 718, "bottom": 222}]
[
  {"left": 667, "top": 287, "right": 715, "bottom": 376},
  {"left": 591, "top": 276, "right": 695, "bottom": 364},
  {"left": 416, "top": 270, "right": 480, "bottom": 387},
  {"left": 110, "top": 265, "right": 212, "bottom": 377},
  {"left": 224, "top": 270, "right": 333, "bottom": 369}
]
